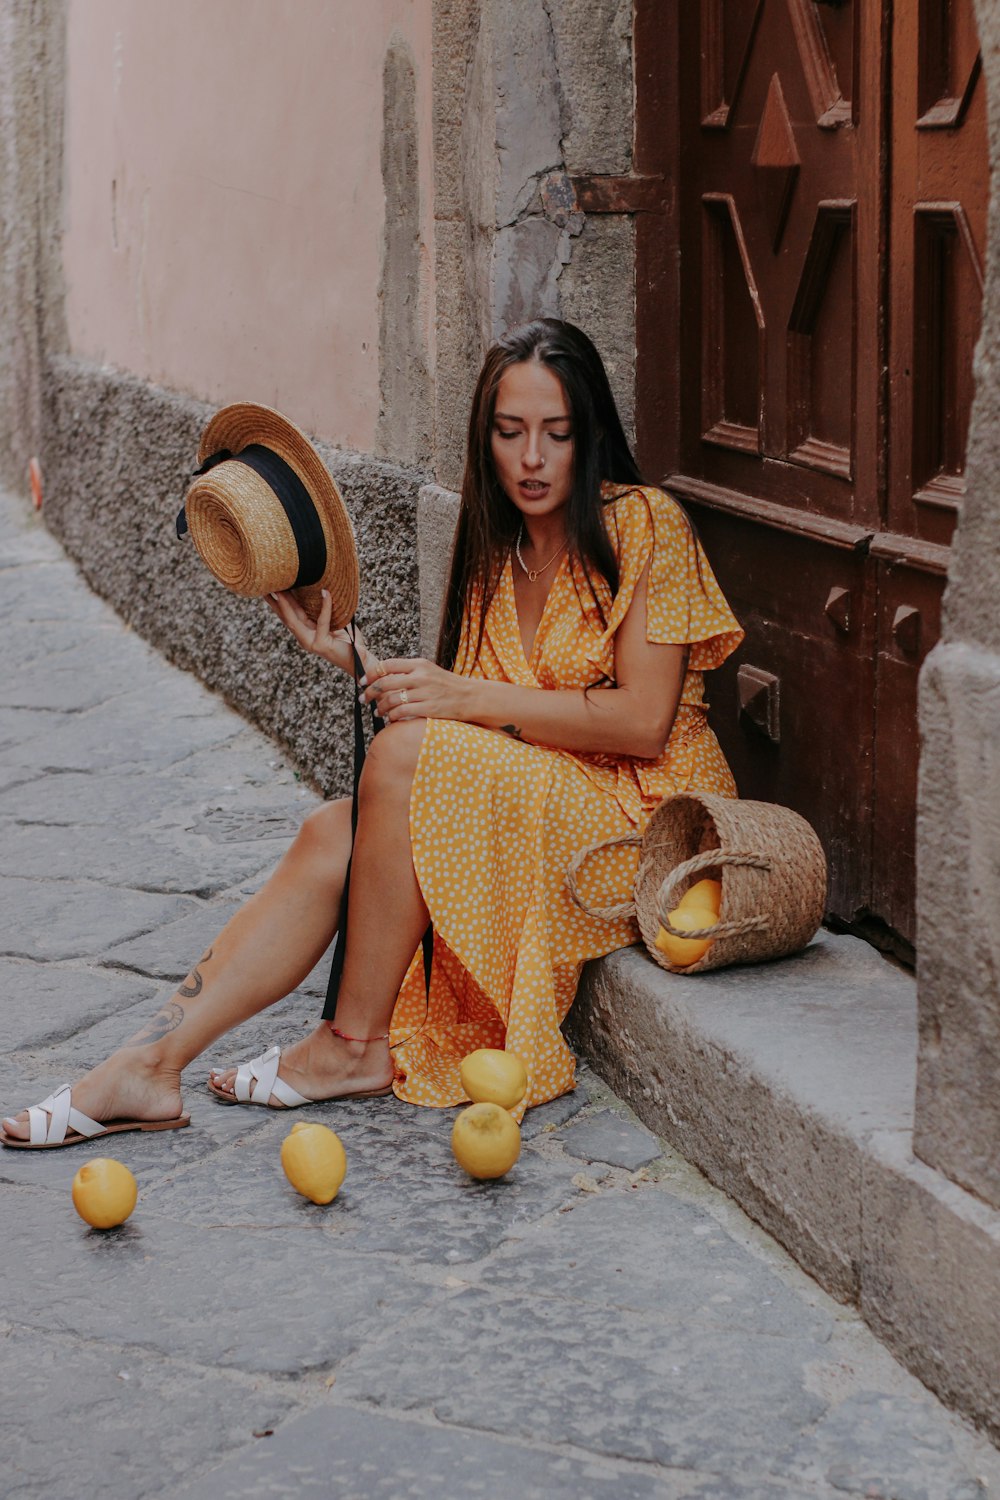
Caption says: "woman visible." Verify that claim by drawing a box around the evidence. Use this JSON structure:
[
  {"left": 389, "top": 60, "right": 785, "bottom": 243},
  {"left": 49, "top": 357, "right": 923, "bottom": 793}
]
[{"left": 2, "top": 318, "right": 742, "bottom": 1149}]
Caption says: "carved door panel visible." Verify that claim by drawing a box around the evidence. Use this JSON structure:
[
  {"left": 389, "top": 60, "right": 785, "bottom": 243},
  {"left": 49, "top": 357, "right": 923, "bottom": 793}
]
[
  {"left": 873, "top": 0, "right": 987, "bottom": 936},
  {"left": 650, "top": 0, "right": 886, "bottom": 933},
  {"left": 631, "top": 0, "right": 986, "bottom": 955}
]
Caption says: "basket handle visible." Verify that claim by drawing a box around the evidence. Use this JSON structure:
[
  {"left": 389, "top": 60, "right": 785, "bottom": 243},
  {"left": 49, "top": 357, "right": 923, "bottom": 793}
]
[
  {"left": 655, "top": 849, "right": 772, "bottom": 940},
  {"left": 565, "top": 832, "right": 644, "bottom": 921}
]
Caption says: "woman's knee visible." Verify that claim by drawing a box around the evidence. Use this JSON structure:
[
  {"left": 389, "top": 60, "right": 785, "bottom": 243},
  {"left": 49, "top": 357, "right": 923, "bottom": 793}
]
[
  {"left": 359, "top": 720, "right": 426, "bottom": 800},
  {"left": 296, "top": 797, "right": 353, "bottom": 861}
]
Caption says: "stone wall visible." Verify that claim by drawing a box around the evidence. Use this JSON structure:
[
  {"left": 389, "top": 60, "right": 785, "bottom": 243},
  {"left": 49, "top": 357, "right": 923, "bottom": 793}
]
[
  {"left": 38, "top": 358, "right": 423, "bottom": 798},
  {"left": 913, "top": 2, "right": 1000, "bottom": 1209},
  {"left": 429, "top": 0, "right": 636, "bottom": 493},
  {"left": 0, "top": 0, "right": 67, "bottom": 490},
  {"left": 0, "top": 0, "right": 429, "bottom": 792},
  {"left": 421, "top": 0, "right": 638, "bottom": 657}
]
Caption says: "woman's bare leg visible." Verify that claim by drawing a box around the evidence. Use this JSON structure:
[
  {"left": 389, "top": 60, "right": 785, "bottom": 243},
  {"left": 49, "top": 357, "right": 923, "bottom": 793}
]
[
  {"left": 209, "top": 719, "right": 429, "bottom": 1104},
  {"left": 4, "top": 720, "right": 430, "bottom": 1135},
  {"left": 2, "top": 796, "right": 356, "bottom": 1138}
]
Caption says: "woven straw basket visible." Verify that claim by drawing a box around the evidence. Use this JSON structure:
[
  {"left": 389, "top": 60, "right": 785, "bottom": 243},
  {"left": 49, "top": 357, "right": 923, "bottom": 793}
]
[{"left": 566, "top": 792, "right": 827, "bottom": 975}]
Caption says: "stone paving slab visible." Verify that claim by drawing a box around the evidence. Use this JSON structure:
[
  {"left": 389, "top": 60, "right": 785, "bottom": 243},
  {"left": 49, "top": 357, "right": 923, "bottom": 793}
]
[
  {"left": 101, "top": 900, "right": 244, "bottom": 980},
  {"left": 0, "top": 1326, "right": 300, "bottom": 1500},
  {"left": 0, "top": 874, "right": 196, "bottom": 962},
  {"left": 142, "top": 1098, "right": 589, "bottom": 1266},
  {"left": 795, "top": 1392, "right": 990, "bottom": 1500},
  {"left": 0, "top": 764, "right": 210, "bottom": 828},
  {"left": 4, "top": 488, "right": 1000, "bottom": 1498},
  {"left": 5, "top": 1185, "right": 438, "bottom": 1376},
  {"left": 1, "top": 956, "right": 158, "bottom": 1049},
  {"left": 171, "top": 1403, "right": 745, "bottom": 1500},
  {"left": 561, "top": 1106, "right": 661, "bottom": 1169},
  {"left": 0, "top": 817, "right": 279, "bottom": 897},
  {"left": 336, "top": 1279, "right": 830, "bottom": 1476},
  {"left": 480, "top": 1188, "right": 835, "bottom": 1343},
  {"left": 3, "top": 638, "right": 142, "bottom": 712},
  {"left": 0, "top": 682, "right": 243, "bottom": 773},
  {"left": 3, "top": 615, "right": 114, "bottom": 665},
  {"left": 0, "top": 558, "right": 113, "bottom": 621},
  {"left": 0, "top": 703, "right": 78, "bottom": 751}
]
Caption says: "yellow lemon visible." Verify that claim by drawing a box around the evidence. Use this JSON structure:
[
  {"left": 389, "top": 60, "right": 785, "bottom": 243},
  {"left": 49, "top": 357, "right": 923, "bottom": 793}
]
[
  {"left": 654, "top": 905, "right": 719, "bottom": 967},
  {"left": 676, "top": 878, "right": 722, "bottom": 917},
  {"left": 71, "top": 1157, "right": 138, "bottom": 1229},
  {"left": 451, "top": 1102, "right": 521, "bottom": 1180},
  {"left": 280, "top": 1121, "right": 347, "bottom": 1204},
  {"left": 459, "top": 1048, "right": 528, "bottom": 1109}
]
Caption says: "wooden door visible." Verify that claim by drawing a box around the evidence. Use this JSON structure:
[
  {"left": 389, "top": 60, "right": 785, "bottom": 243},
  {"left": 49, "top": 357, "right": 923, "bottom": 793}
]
[
  {"left": 874, "top": 0, "right": 987, "bottom": 937},
  {"left": 629, "top": 0, "right": 987, "bottom": 957}
]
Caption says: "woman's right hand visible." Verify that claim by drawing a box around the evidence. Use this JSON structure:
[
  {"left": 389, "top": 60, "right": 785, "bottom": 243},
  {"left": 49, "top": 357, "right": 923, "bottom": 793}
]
[{"left": 265, "top": 589, "right": 377, "bottom": 681}]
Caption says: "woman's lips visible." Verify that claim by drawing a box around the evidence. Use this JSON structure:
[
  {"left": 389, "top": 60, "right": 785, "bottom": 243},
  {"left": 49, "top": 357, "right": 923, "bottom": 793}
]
[{"left": 519, "top": 480, "right": 550, "bottom": 497}]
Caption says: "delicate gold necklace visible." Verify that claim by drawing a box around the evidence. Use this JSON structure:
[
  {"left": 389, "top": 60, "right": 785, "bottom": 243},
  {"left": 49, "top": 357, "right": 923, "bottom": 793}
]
[{"left": 515, "top": 524, "right": 567, "bottom": 583}]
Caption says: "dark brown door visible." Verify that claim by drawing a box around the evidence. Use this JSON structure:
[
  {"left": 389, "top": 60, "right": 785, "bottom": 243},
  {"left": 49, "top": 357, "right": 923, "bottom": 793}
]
[{"left": 630, "top": 0, "right": 987, "bottom": 956}]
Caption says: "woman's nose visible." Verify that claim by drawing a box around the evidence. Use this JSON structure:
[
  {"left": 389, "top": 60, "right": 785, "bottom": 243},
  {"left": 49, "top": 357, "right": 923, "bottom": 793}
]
[{"left": 523, "top": 438, "right": 544, "bottom": 469}]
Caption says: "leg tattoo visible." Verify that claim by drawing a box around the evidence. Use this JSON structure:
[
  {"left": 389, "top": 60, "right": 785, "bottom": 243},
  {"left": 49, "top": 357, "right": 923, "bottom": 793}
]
[
  {"left": 178, "top": 947, "right": 213, "bottom": 999},
  {"left": 125, "top": 1001, "right": 185, "bottom": 1048}
]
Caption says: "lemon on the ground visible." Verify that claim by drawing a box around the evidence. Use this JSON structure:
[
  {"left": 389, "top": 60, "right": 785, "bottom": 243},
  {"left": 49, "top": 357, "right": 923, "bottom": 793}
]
[
  {"left": 459, "top": 1048, "right": 528, "bottom": 1109},
  {"left": 71, "top": 1157, "right": 138, "bottom": 1229},
  {"left": 654, "top": 905, "right": 719, "bottom": 967},
  {"left": 280, "top": 1121, "right": 347, "bottom": 1204},
  {"left": 676, "top": 877, "right": 722, "bottom": 916},
  {"left": 451, "top": 1102, "right": 521, "bottom": 1179}
]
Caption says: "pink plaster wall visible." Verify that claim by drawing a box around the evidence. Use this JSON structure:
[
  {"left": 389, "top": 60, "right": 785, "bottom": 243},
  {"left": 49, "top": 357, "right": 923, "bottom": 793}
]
[{"left": 61, "top": 0, "right": 434, "bottom": 450}]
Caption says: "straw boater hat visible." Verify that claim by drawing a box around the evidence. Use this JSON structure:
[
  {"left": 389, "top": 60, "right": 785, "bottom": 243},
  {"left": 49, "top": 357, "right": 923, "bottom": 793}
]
[{"left": 176, "top": 403, "right": 359, "bottom": 627}]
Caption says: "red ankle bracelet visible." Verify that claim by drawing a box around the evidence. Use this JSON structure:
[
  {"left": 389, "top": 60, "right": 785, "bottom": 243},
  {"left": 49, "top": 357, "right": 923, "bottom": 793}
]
[{"left": 326, "top": 1023, "right": 390, "bottom": 1044}]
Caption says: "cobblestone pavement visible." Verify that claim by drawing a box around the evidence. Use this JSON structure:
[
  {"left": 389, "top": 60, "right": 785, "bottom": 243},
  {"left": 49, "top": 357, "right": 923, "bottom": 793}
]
[{"left": 2, "top": 487, "right": 1000, "bottom": 1500}]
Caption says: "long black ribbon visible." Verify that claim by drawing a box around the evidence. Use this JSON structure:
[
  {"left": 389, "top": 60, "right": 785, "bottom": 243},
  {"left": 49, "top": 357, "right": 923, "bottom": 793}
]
[{"left": 176, "top": 445, "right": 327, "bottom": 591}]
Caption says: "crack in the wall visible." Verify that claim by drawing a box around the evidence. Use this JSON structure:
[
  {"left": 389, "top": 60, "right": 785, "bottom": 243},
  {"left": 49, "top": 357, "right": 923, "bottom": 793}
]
[
  {"left": 490, "top": 0, "right": 637, "bottom": 338},
  {"left": 538, "top": 0, "right": 572, "bottom": 164}
]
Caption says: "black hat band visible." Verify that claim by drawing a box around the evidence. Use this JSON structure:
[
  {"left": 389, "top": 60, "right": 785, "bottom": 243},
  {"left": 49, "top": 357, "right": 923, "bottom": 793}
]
[{"left": 177, "top": 443, "right": 328, "bottom": 590}]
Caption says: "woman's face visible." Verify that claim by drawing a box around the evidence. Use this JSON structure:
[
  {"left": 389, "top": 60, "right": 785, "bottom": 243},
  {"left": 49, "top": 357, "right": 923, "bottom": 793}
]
[{"left": 490, "top": 359, "right": 574, "bottom": 523}]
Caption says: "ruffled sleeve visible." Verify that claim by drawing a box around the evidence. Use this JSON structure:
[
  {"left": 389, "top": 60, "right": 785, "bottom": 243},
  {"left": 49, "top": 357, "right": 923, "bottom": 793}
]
[{"left": 585, "top": 486, "right": 743, "bottom": 672}]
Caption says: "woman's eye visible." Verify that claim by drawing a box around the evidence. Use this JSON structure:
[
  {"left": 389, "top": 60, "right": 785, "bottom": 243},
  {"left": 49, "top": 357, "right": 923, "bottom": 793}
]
[
  {"left": 549, "top": 432, "right": 573, "bottom": 443},
  {"left": 495, "top": 429, "right": 520, "bottom": 440}
]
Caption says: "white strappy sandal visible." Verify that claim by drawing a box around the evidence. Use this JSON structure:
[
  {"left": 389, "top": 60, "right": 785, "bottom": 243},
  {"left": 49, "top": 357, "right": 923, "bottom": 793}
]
[
  {"left": 0, "top": 1084, "right": 190, "bottom": 1151},
  {"left": 207, "top": 1044, "right": 393, "bottom": 1109}
]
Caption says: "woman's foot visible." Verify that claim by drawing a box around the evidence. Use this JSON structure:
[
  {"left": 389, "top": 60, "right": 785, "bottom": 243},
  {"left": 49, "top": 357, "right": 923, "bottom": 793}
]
[
  {"left": 1, "top": 1052, "right": 185, "bottom": 1143},
  {"left": 208, "top": 1022, "right": 394, "bottom": 1107}
]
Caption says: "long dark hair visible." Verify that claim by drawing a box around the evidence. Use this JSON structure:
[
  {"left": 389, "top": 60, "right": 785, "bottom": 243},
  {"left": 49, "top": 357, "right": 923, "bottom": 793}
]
[{"left": 436, "top": 318, "right": 643, "bottom": 671}]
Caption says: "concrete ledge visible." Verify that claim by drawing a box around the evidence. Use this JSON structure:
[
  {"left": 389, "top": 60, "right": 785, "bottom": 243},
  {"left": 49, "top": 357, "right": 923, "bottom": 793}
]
[{"left": 568, "top": 932, "right": 1000, "bottom": 1439}]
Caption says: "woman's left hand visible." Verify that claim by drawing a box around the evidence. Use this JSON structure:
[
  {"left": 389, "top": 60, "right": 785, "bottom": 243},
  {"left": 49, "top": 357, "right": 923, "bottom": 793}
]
[{"left": 361, "top": 657, "right": 472, "bottom": 724}]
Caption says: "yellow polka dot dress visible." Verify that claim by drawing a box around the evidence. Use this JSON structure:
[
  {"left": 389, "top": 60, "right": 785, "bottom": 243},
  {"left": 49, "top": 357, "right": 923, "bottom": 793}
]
[{"left": 390, "top": 486, "right": 744, "bottom": 1118}]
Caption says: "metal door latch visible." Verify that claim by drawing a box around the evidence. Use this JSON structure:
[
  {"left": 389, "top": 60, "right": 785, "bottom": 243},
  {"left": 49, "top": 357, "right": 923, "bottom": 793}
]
[{"left": 738, "top": 664, "right": 781, "bottom": 743}]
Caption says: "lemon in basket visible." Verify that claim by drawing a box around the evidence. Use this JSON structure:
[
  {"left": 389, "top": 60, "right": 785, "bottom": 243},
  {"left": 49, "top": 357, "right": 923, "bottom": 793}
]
[
  {"left": 676, "top": 878, "right": 722, "bottom": 917},
  {"left": 654, "top": 906, "right": 718, "bottom": 967}
]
